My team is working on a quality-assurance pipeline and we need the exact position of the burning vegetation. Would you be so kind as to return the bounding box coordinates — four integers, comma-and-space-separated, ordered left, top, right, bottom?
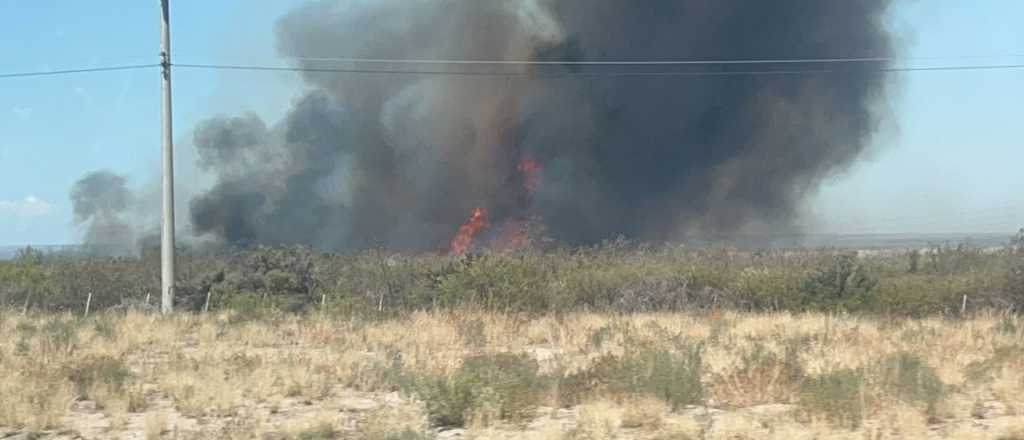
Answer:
72, 1, 895, 253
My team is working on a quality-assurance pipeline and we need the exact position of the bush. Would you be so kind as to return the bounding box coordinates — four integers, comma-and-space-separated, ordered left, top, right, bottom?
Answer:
40, 318, 78, 356
712, 341, 805, 407
435, 256, 553, 313
296, 423, 342, 440
196, 246, 318, 314
1007, 232, 1024, 310
67, 355, 134, 400
798, 254, 877, 312
560, 345, 704, 410
873, 276, 960, 317
877, 352, 946, 421
413, 353, 544, 427
8, 231, 1024, 317
924, 242, 987, 274
379, 432, 435, 440
731, 266, 804, 311
799, 368, 865, 428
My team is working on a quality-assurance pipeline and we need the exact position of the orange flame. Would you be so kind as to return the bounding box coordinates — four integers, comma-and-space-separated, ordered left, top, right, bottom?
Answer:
449, 207, 490, 256
447, 156, 542, 255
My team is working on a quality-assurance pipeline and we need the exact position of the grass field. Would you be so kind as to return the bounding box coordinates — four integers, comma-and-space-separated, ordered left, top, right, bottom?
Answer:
2, 310, 1024, 439
2, 233, 1023, 438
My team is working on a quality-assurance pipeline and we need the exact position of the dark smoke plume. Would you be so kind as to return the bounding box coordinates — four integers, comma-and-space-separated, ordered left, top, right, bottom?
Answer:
71, 171, 136, 252
190, 0, 894, 250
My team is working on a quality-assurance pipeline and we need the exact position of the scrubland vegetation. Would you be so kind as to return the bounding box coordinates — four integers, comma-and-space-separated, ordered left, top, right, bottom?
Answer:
2, 230, 1024, 318
1, 231, 1023, 438
2, 310, 1024, 438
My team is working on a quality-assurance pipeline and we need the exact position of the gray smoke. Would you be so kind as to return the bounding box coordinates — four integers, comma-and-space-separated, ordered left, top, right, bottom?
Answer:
190, 0, 894, 250
70, 171, 136, 251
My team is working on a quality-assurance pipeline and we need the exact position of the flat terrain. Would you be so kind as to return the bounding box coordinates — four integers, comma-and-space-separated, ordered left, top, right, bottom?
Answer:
1, 311, 1023, 439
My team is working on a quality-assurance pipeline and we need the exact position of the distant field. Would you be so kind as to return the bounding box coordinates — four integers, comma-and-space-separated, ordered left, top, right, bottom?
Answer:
0, 246, 18, 260
1, 311, 1023, 439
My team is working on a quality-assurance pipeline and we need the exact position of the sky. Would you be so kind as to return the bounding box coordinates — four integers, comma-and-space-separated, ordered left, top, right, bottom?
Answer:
0, 0, 1021, 246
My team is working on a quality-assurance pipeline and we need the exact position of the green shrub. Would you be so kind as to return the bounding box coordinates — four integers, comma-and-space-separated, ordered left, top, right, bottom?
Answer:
877, 352, 946, 420
799, 368, 864, 428
92, 318, 117, 340
586, 325, 615, 351
383, 432, 435, 440
1008, 261, 1024, 311
560, 345, 704, 410
873, 276, 959, 317
221, 292, 283, 323
907, 249, 921, 273
67, 355, 134, 400
9, 232, 1024, 317
731, 266, 804, 311
924, 243, 988, 274
0, 257, 53, 311
349, 350, 415, 393
998, 317, 1018, 335
435, 257, 553, 313
798, 254, 877, 312
14, 338, 30, 356
414, 353, 544, 427
192, 246, 318, 314
296, 423, 341, 440
41, 318, 78, 356
456, 318, 487, 349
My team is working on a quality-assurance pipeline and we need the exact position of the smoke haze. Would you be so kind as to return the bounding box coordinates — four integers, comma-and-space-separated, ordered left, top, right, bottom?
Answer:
138, 1, 895, 251
70, 171, 136, 251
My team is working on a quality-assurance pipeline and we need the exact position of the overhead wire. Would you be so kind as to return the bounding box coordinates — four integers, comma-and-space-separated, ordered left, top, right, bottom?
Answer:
3, 54, 1024, 79
278, 53, 1024, 66
171, 62, 1024, 77
0, 64, 159, 79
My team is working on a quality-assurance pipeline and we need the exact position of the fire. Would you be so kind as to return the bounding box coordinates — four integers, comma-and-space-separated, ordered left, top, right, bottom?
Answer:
449, 207, 490, 256
517, 157, 543, 194
447, 155, 543, 256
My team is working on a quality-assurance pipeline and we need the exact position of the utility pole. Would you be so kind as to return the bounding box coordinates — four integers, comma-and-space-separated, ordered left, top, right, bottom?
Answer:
160, 0, 176, 314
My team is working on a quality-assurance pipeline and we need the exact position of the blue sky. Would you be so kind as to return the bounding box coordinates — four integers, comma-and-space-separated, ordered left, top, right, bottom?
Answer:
0, 1, 1021, 246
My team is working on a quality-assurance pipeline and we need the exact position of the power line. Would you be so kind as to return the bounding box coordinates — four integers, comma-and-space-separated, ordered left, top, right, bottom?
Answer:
3, 60, 1023, 80
173, 62, 1024, 77
0, 64, 159, 79
281, 53, 1024, 66
0, 54, 155, 70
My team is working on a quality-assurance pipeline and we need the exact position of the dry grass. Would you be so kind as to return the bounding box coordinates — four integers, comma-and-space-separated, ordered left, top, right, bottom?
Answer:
0, 310, 1022, 438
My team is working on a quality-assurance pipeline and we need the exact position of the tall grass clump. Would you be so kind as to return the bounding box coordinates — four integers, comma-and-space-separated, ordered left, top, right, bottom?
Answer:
712, 341, 806, 407
560, 344, 704, 410
876, 352, 946, 421
412, 352, 545, 427
799, 368, 865, 428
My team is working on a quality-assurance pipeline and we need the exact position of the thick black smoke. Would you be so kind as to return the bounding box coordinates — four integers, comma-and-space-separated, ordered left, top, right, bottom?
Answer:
71, 171, 136, 251
190, 0, 894, 250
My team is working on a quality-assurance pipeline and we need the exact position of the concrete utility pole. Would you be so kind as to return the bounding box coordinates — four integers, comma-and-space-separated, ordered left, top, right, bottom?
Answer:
160, 0, 176, 314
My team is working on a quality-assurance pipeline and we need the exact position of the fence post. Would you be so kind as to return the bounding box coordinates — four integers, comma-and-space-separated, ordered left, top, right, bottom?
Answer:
85, 292, 93, 318
203, 289, 212, 314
